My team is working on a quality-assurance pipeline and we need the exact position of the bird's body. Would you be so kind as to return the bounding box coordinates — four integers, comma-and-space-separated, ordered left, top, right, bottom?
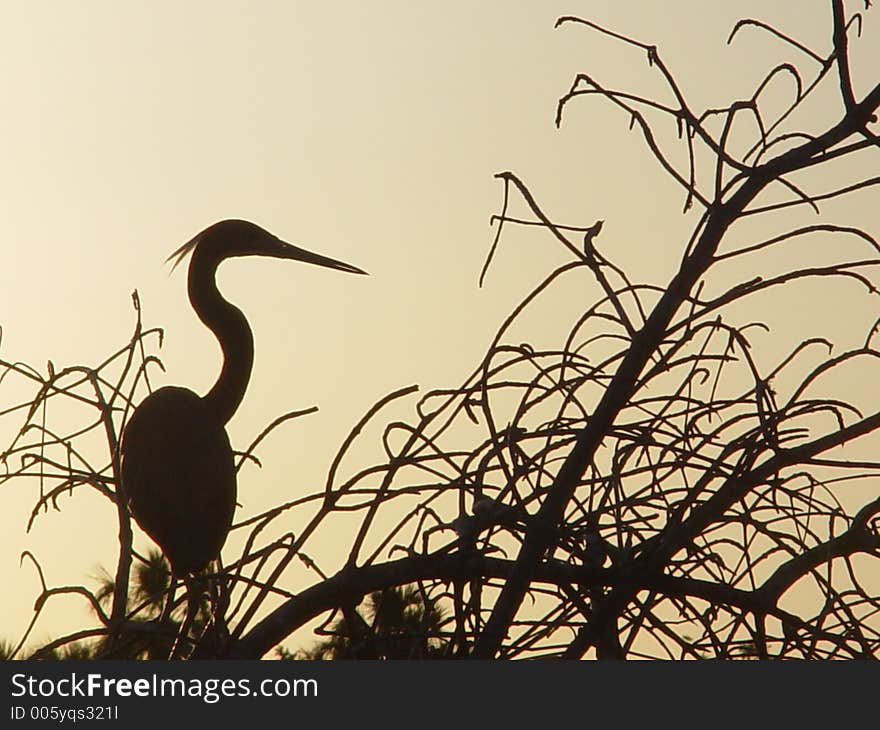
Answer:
121, 386, 236, 575
120, 219, 366, 577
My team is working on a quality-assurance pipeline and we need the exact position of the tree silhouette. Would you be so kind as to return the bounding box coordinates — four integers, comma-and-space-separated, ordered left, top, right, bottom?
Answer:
2, 1, 879, 659
284, 585, 447, 660
33, 549, 206, 660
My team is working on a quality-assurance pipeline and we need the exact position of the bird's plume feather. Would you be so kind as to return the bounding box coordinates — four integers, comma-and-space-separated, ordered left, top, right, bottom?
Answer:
165, 234, 200, 273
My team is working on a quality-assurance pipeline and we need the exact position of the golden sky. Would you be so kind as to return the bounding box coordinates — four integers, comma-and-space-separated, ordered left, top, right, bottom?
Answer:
1, 1, 877, 650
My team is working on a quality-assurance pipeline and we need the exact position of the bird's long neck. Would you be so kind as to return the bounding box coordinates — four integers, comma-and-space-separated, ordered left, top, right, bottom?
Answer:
188, 250, 254, 425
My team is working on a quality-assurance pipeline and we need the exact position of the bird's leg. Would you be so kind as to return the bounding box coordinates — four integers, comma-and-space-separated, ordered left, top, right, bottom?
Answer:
157, 574, 182, 659
182, 562, 233, 658
169, 575, 203, 660
190, 562, 230, 658
159, 574, 180, 626
209, 562, 231, 647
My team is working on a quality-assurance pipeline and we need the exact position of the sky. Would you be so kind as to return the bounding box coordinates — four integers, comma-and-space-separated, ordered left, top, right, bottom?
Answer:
0, 1, 877, 651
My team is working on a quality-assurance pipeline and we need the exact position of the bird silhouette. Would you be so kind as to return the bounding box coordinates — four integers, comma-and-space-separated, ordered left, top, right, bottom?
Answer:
120, 219, 367, 577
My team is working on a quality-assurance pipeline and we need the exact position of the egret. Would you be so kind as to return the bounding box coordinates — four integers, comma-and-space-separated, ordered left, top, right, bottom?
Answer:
120, 219, 367, 577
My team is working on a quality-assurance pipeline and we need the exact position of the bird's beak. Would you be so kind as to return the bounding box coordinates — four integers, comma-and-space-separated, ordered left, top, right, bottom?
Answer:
274, 239, 368, 276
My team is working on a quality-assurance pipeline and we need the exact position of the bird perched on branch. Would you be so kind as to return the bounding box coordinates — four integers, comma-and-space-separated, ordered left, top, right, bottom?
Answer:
121, 219, 367, 576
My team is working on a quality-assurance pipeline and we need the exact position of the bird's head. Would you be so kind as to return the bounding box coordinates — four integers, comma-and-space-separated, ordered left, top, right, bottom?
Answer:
166, 219, 367, 276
